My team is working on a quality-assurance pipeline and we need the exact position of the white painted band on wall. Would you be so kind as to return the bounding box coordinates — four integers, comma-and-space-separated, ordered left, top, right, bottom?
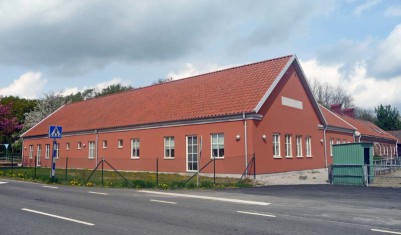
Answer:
282, 96, 303, 110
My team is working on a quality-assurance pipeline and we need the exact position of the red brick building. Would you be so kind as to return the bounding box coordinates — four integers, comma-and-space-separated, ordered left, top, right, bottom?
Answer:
21, 55, 398, 176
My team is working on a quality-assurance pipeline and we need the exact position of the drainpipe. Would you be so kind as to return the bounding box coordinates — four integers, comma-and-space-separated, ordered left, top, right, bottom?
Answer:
323, 125, 328, 169
21, 138, 24, 166
243, 112, 248, 170
95, 130, 99, 166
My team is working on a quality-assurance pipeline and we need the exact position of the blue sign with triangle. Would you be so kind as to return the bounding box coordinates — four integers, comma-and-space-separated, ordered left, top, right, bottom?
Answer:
49, 126, 62, 139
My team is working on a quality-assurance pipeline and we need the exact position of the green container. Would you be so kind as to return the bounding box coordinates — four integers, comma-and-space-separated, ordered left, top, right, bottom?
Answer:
332, 143, 373, 186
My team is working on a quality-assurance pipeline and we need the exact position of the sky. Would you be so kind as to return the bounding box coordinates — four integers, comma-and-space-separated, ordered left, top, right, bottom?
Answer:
0, 0, 401, 111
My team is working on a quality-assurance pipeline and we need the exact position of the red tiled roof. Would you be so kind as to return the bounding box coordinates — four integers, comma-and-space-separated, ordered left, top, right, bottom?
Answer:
319, 104, 355, 130
22, 55, 293, 137
340, 115, 397, 141
388, 130, 401, 142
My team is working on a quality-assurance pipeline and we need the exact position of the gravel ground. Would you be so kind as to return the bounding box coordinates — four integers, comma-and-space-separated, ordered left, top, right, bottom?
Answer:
255, 168, 329, 186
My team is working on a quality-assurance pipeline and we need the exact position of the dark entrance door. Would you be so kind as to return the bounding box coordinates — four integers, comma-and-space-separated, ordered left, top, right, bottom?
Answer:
364, 148, 370, 183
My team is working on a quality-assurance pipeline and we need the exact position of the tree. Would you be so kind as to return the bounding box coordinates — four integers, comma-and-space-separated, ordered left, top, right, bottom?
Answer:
0, 96, 37, 122
355, 107, 376, 123
0, 101, 22, 144
23, 91, 66, 132
95, 84, 132, 97
152, 77, 173, 85
310, 79, 353, 108
374, 104, 401, 131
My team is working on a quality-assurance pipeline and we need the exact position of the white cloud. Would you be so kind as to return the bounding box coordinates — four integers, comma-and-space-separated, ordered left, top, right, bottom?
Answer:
354, 0, 381, 16
0, 72, 47, 99
301, 58, 401, 110
62, 77, 126, 96
167, 63, 238, 80
385, 4, 401, 17
369, 24, 401, 78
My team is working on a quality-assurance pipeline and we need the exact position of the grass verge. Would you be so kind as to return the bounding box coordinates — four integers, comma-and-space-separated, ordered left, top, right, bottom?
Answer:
0, 167, 252, 189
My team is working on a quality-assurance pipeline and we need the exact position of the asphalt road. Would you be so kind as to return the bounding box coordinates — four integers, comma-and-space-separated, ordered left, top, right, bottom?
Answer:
0, 179, 400, 235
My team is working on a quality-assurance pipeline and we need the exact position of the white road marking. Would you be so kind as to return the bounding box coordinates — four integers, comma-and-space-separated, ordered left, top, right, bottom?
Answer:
21, 208, 94, 226
237, 211, 276, 218
42, 185, 58, 189
0, 182, 8, 185
88, 191, 109, 196
372, 229, 401, 234
150, 199, 177, 204
139, 190, 270, 206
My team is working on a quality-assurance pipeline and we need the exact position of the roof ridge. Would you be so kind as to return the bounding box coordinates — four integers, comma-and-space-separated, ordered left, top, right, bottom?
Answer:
64, 54, 294, 107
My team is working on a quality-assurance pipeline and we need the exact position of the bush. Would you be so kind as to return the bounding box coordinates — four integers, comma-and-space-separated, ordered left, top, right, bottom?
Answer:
132, 180, 155, 189
200, 180, 214, 188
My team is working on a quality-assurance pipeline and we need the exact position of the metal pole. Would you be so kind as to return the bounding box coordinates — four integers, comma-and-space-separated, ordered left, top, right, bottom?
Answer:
213, 156, 216, 185
101, 157, 104, 186
65, 157, 68, 180
156, 158, 159, 187
34, 156, 37, 178
253, 154, 256, 180
51, 139, 56, 181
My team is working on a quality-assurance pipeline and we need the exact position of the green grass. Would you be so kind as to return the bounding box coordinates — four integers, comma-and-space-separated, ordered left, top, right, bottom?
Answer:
0, 167, 252, 189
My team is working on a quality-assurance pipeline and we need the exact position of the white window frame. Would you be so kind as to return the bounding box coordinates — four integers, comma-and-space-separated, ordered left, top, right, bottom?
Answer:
285, 134, 292, 158
211, 133, 224, 159
296, 135, 302, 157
118, 139, 123, 149
66, 142, 70, 150
336, 139, 341, 145
131, 139, 140, 159
273, 133, 281, 158
88, 141, 95, 159
103, 140, 108, 149
164, 136, 175, 159
29, 145, 34, 159
186, 135, 198, 172
330, 138, 334, 157
305, 136, 312, 157
45, 144, 50, 159
37, 145, 42, 166
78, 142, 82, 150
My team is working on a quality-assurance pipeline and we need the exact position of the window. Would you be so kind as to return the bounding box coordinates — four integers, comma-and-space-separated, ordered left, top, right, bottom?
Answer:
54, 143, 60, 159
336, 139, 341, 144
45, 144, 50, 159
164, 136, 175, 158
37, 145, 42, 166
273, 134, 281, 158
211, 133, 224, 158
131, 139, 140, 158
78, 142, 82, 149
342, 139, 346, 144
305, 136, 312, 157
29, 145, 34, 159
103, 140, 107, 149
187, 136, 198, 171
118, 139, 123, 148
88, 141, 95, 159
296, 136, 302, 157
285, 134, 292, 157
330, 138, 334, 156
66, 142, 70, 150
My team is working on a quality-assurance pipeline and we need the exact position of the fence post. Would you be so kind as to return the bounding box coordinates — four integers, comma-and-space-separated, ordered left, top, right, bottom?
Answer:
213, 156, 216, 185
101, 157, 104, 186
34, 156, 37, 178
156, 158, 159, 187
65, 157, 68, 180
11, 153, 14, 170
253, 154, 256, 180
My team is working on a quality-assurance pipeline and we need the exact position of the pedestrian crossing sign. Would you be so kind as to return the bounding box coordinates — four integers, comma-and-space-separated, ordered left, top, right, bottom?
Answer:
49, 126, 62, 138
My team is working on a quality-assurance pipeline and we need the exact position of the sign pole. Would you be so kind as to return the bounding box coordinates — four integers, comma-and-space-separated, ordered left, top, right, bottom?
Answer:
51, 139, 56, 181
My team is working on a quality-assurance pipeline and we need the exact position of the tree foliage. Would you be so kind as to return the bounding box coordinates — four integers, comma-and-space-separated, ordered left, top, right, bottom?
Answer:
64, 84, 132, 103
152, 77, 173, 85
310, 79, 353, 108
374, 104, 401, 131
355, 107, 376, 123
23, 91, 66, 132
0, 99, 22, 145
0, 96, 37, 122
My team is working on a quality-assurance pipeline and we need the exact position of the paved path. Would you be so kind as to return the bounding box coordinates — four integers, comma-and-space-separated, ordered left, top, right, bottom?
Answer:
0, 180, 400, 235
